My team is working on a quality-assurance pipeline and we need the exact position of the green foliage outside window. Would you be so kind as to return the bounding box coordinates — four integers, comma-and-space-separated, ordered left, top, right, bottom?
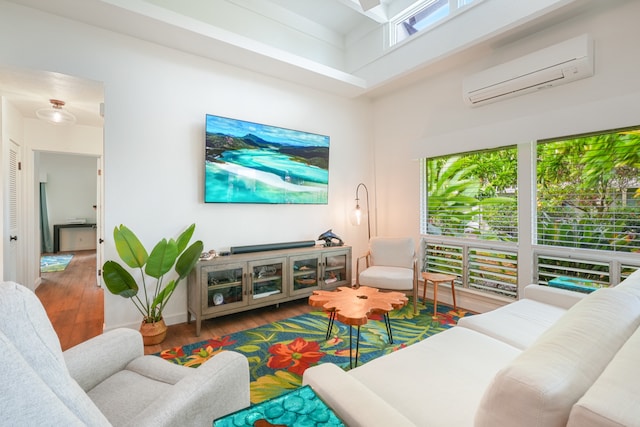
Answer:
426, 148, 518, 241
537, 129, 640, 253
425, 127, 640, 253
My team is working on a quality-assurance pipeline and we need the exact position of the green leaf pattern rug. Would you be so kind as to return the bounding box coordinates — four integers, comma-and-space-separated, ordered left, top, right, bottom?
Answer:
157, 299, 469, 404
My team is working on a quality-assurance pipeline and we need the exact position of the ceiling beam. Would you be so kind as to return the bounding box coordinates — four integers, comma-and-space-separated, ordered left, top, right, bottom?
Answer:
336, 0, 388, 24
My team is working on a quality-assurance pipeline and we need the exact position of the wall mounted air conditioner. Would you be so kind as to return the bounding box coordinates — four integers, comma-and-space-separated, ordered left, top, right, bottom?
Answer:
463, 34, 594, 107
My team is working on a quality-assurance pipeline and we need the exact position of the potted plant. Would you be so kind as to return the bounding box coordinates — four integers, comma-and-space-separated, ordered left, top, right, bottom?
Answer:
102, 223, 204, 345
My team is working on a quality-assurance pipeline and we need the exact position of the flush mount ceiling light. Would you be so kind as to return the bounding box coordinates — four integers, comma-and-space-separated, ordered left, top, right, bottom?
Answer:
36, 99, 76, 125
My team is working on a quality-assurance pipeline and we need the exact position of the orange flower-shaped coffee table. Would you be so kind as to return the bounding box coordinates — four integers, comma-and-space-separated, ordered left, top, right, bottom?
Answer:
309, 286, 408, 368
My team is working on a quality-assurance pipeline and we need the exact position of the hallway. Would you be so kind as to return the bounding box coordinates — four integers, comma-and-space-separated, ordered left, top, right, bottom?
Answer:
35, 250, 103, 351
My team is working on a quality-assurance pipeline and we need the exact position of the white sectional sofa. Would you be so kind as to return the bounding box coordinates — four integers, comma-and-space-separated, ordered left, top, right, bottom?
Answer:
303, 269, 640, 427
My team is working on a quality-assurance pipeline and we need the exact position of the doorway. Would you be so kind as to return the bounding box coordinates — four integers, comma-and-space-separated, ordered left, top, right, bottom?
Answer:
0, 66, 104, 339
37, 151, 99, 276
34, 150, 105, 346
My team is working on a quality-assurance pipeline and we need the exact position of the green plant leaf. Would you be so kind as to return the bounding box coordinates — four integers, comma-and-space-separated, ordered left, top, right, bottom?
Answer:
152, 279, 176, 309
176, 223, 196, 253
175, 240, 204, 280
114, 225, 148, 269
104, 223, 202, 324
102, 261, 138, 298
145, 238, 178, 279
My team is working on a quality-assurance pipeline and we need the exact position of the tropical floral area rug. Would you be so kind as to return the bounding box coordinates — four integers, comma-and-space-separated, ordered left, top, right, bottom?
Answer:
40, 254, 74, 273
157, 299, 470, 404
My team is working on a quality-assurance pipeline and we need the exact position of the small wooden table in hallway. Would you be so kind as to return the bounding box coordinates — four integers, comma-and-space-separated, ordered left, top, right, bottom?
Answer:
422, 272, 457, 320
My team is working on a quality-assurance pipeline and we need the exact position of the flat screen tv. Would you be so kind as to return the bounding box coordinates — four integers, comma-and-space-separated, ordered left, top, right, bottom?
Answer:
205, 114, 330, 204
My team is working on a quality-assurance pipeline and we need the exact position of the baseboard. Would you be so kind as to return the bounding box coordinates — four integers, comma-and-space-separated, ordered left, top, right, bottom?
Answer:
103, 311, 187, 332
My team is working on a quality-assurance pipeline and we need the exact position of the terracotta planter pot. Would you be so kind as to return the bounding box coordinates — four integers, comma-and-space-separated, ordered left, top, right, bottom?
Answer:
140, 318, 167, 345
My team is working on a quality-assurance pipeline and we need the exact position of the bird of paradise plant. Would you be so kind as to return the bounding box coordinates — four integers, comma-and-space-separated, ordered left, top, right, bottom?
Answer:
102, 223, 203, 323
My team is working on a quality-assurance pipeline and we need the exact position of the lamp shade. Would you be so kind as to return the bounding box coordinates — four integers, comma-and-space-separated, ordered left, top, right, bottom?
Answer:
36, 99, 76, 125
351, 205, 364, 226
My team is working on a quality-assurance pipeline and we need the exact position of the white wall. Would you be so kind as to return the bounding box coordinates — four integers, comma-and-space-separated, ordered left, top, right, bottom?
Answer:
39, 152, 97, 247
0, 1, 373, 329
371, 1, 640, 308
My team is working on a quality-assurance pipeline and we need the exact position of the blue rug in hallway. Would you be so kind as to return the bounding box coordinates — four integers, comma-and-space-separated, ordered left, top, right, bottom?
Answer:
40, 254, 74, 272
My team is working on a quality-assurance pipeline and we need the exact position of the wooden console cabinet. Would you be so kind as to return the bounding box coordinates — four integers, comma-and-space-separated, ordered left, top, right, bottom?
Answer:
187, 245, 351, 336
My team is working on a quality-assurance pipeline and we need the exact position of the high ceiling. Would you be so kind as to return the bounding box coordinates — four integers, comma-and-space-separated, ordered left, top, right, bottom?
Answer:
0, 0, 609, 126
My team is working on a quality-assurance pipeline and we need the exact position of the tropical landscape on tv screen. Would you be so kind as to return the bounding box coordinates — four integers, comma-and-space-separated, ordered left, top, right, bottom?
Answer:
205, 114, 330, 204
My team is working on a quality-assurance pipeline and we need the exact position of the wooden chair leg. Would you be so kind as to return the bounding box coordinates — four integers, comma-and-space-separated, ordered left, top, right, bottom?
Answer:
450, 279, 457, 310
422, 280, 428, 305
432, 282, 439, 320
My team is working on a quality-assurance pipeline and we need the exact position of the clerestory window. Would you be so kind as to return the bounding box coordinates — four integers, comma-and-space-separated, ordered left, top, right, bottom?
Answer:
391, 0, 479, 46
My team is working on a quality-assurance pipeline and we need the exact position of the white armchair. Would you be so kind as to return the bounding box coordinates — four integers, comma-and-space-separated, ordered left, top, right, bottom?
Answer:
357, 237, 418, 314
0, 281, 250, 427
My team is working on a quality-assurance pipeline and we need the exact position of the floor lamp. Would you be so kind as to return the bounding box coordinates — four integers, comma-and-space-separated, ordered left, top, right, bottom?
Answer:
351, 183, 371, 240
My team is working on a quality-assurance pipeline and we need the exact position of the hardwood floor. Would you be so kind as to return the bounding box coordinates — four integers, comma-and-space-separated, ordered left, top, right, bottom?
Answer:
36, 250, 313, 354
36, 250, 104, 351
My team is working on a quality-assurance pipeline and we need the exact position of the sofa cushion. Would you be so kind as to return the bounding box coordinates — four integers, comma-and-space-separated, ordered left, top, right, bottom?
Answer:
347, 327, 520, 427
523, 283, 588, 309
614, 268, 640, 298
88, 369, 173, 426
359, 265, 414, 290
475, 288, 640, 427
567, 323, 640, 427
0, 330, 88, 426
369, 237, 414, 269
303, 363, 416, 427
457, 298, 567, 349
0, 282, 110, 426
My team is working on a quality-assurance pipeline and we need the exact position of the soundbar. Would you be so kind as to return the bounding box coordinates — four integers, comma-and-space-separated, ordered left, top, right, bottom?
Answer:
230, 240, 316, 254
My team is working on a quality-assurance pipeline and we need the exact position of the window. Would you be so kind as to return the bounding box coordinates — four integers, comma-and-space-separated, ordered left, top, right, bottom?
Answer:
423, 147, 518, 241
421, 126, 640, 301
536, 128, 640, 253
392, 0, 478, 45
422, 147, 519, 299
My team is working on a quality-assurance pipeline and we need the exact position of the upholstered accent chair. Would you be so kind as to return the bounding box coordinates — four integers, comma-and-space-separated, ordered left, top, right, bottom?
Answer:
0, 281, 250, 427
357, 237, 418, 314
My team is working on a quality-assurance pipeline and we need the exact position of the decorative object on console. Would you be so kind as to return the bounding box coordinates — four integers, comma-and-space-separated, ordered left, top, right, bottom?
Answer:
317, 229, 344, 247
200, 249, 217, 261
102, 223, 203, 345
350, 183, 371, 240
204, 114, 329, 204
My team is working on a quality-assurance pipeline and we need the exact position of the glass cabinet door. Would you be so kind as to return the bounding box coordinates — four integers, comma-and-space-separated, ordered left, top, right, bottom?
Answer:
290, 254, 321, 296
249, 257, 286, 302
203, 263, 246, 311
322, 250, 350, 289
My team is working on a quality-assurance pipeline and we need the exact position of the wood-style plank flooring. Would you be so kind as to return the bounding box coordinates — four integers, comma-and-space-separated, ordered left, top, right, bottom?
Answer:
36, 250, 104, 351
36, 250, 313, 355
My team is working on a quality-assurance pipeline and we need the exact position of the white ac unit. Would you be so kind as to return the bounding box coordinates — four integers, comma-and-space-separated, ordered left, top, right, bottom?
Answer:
463, 34, 594, 107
